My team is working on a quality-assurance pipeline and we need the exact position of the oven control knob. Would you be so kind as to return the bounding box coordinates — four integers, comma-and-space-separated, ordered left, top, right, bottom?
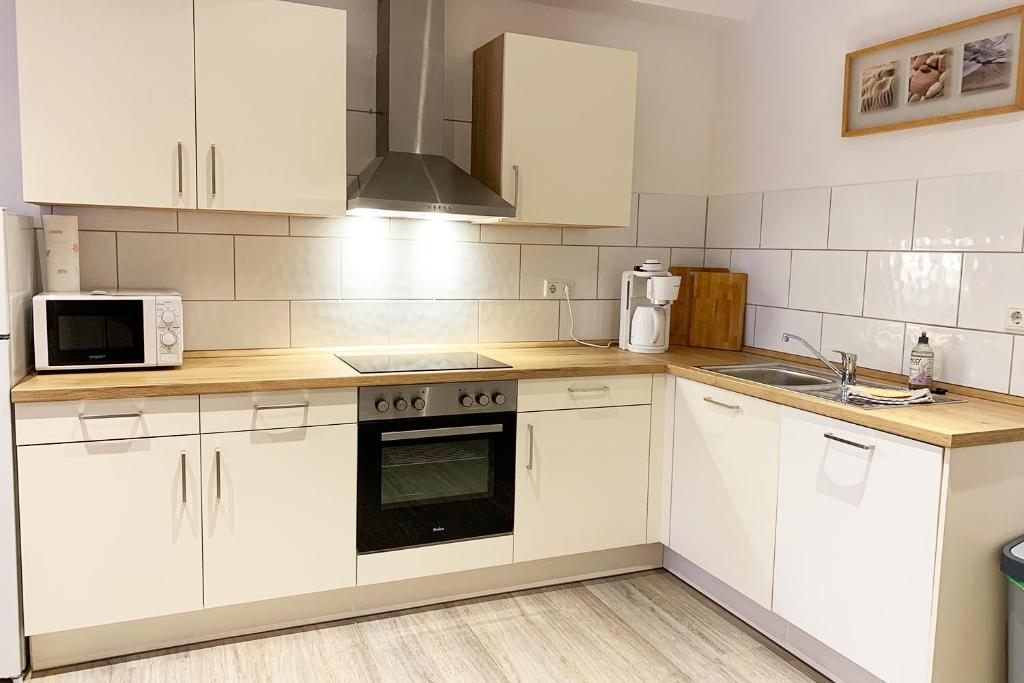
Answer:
476, 393, 490, 406
460, 394, 474, 407
375, 399, 390, 413
160, 309, 176, 324
394, 398, 408, 411
412, 397, 425, 410
160, 331, 177, 347
493, 393, 507, 406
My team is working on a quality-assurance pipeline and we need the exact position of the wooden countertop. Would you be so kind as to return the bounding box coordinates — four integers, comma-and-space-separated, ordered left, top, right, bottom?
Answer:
12, 344, 1024, 448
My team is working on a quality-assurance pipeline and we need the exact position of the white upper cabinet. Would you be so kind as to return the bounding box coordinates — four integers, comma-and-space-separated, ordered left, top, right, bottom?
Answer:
16, 0, 347, 214
194, 0, 347, 215
773, 408, 942, 683
670, 379, 781, 609
16, 0, 197, 208
472, 33, 638, 227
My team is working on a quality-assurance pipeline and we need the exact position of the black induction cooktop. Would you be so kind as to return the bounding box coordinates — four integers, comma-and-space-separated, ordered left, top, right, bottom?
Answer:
336, 351, 511, 374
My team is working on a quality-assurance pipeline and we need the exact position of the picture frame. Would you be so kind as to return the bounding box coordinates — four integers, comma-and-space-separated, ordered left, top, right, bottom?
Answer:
842, 5, 1024, 137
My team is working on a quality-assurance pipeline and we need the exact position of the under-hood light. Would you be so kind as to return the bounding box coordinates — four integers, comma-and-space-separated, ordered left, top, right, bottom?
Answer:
347, 207, 501, 223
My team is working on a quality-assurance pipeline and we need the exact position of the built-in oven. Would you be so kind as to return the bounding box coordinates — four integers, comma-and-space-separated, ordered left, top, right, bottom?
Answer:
356, 380, 517, 554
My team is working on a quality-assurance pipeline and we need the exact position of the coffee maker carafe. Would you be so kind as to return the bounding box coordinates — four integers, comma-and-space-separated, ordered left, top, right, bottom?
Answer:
618, 260, 682, 353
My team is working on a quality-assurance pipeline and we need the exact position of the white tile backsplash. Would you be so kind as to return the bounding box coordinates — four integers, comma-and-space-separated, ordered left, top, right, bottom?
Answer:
958, 253, 1024, 332
479, 300, 559, 342
481, 224, 562, 245
290, 215, 390, 239
704, 249, 731, 269
559, 299, 620, 341
290, 300, 390, 348
596, 247, 672, 299
637, 193, 706, 247
903, 324, 1013, 393
730, 249, 791, 307
670, 248, 705, 267
178, 211, 288, 236
117, 233, 234, 300
706, 193, 762, 248
828, 180, 916, 250
390, 301, 478, 345
788, 250, 865, 315
79, 231, 117, 291
235, 236, 341, 300
54, 206, 176, 232
1012, 338, 1024, 397
760, 187, 830, 249
753, 306, 822, 357
184, 301, 290, 350
389, 219, 480, 242
521, 246, 598, 299
914, 171, 1024, 251
820, 315, 906, 374
863, 252, 962, 326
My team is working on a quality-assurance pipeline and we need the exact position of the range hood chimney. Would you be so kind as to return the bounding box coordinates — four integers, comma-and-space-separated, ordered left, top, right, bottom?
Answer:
347, 0, 516, 221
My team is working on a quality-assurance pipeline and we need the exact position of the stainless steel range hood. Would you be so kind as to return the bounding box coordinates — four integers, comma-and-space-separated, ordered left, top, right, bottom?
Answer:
347, 0, 516, 221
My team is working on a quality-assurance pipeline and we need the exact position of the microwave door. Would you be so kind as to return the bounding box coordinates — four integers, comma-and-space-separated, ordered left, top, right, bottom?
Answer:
45, 299, 146, 367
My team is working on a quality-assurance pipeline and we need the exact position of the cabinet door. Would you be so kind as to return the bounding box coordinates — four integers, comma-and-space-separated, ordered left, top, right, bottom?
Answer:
670, 379, 780, 608
18, 435, 202, 634
194, 0, 347, 215
502, 34, 637, 227
514, 406, 650, 562
16, 0, 196, 208
773, 408, 942, 683
201, 425, 356, 607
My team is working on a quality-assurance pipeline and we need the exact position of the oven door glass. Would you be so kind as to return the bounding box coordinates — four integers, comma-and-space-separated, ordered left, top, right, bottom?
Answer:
45, 299, 145, 366
358, 412, 515, 553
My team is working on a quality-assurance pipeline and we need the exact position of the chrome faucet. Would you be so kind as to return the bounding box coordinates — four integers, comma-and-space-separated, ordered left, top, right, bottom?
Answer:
781, 333, 858, 387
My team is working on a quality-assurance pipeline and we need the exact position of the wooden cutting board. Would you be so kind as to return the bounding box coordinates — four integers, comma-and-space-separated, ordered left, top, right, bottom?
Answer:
687, 271, 748, 351
668, 267, 728, 346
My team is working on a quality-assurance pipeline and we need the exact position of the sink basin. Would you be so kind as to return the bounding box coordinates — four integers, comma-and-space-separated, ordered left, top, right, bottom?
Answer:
701, 363, 837, 388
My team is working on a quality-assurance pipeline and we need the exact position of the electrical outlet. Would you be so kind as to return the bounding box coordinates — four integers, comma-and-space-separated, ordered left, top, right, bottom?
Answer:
543, 279, 575, 299
1007, 307, 1024, 332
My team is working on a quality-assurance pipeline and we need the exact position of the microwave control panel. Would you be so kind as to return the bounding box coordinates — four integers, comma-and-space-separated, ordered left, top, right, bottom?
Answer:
155, 296, 183, 366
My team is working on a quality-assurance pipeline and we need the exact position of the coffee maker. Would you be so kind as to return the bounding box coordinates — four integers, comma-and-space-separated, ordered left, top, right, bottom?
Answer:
618, 260, 682, 353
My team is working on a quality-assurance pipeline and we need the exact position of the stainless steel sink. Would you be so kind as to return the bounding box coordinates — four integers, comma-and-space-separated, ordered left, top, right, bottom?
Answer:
700, 363, 837, 388
699, 361, 966, 409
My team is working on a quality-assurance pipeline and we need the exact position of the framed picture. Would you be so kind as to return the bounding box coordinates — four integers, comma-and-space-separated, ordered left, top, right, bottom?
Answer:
842, 5, 1024, 137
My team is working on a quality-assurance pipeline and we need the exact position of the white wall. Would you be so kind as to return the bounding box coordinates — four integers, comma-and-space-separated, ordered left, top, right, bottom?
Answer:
711, 0, 1024, 194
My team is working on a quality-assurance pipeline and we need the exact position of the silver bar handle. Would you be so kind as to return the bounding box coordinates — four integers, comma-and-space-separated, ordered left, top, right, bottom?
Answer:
210, 144, 217, 197
215, 447, 222, 500
703, 396, 740, 410
79, 412, 143, 422
824, 432, 874, 451
512, 164, 520, 219
176, 141, 183, 195
254, 402, 310, 412
180, 450, 187, 504
526, 423, 535, 471
381, 424, 503, 442
568, 386, 610, 394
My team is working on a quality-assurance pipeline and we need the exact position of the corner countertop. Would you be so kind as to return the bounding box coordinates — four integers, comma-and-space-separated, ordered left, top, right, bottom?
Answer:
12, 344, 1024, 448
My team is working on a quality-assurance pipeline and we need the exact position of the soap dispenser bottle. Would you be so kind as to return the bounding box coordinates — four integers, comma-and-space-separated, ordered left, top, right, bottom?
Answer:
908, 332, 935, 390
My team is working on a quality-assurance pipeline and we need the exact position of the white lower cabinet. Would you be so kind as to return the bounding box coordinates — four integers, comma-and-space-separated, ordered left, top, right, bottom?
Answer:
772, 408, 942, 683
513, 405, 651, 562
18, 435, 203, 634
201, 425, 357, 607
669, 379, 780, 609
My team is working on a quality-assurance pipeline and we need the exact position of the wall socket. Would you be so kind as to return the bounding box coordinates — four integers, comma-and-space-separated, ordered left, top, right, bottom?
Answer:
1007, 307, 1024, 332
543, 279, 576, 299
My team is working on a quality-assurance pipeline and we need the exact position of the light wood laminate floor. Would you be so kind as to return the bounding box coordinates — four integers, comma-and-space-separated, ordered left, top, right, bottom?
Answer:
36, 570, 830, 682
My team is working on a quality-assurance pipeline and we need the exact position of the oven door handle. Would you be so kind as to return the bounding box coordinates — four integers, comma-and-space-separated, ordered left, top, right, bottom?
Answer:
380, 424, 504, 442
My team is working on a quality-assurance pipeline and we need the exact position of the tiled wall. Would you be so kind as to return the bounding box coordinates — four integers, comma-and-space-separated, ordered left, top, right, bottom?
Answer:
709, 170, 1024, 397
51, 193, 707, 352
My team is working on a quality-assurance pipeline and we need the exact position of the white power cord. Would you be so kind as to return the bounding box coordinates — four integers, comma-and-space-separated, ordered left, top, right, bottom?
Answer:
564, 285, 616, 349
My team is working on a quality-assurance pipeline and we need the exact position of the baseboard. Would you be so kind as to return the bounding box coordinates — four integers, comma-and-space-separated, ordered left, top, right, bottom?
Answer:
29, 543, 663, 671
662, 547, 883, 683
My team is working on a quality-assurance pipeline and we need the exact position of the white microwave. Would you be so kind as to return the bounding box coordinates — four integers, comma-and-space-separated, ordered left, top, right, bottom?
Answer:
33, 290, 183, 371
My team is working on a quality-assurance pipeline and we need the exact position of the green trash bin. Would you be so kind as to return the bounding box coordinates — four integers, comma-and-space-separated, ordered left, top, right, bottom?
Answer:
1002, 537, 1024, 682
